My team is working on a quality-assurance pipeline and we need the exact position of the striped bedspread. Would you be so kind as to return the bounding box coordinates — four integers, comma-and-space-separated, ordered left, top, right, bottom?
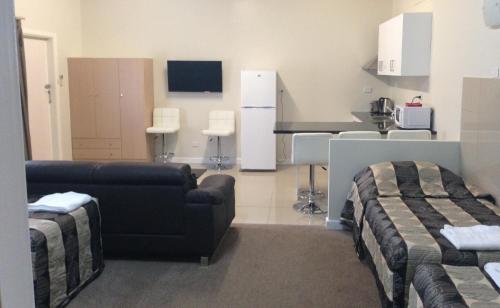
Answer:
342, 161, 500, 308
410, 264, 500, 308
29, 199, 104, 308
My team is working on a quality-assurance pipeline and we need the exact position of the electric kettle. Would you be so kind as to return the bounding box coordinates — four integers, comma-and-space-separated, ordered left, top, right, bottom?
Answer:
370, 97, 394, 114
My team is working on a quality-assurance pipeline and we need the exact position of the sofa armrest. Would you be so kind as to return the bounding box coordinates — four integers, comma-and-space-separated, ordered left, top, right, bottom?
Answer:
185, 175, 235, 259
186, 175, 235, 204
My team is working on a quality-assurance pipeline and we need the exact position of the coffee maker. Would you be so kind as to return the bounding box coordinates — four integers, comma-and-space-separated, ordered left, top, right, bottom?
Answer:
370, 97, 394, 115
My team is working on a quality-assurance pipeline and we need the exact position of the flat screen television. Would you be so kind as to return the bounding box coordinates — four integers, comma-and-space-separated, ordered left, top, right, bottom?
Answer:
167, 60, 222, 93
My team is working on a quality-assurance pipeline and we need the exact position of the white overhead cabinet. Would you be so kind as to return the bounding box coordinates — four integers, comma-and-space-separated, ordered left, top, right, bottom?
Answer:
378, 12, 433, 76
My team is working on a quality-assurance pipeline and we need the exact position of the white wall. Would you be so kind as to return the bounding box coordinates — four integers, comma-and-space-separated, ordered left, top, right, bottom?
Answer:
80, 0, 393, 162
0, 0, 35, 306
393, 0, 433, 14
14, 0, 500, 159
15, 0, 83, 160
390, 0, 500, 140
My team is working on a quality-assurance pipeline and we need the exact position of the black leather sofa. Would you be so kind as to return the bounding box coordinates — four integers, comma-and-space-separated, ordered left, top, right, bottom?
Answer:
25, 161, 235, 263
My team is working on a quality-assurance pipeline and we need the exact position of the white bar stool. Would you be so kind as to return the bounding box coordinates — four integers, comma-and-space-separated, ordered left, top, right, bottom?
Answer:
295, 131, 382, 199
387, 130, 431, 140
202, 110, 235, 171
146, 108, 180, 163
292, 133, 334, 215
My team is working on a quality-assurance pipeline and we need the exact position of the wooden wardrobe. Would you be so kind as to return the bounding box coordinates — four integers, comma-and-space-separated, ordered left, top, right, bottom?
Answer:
68, 58, 154, 161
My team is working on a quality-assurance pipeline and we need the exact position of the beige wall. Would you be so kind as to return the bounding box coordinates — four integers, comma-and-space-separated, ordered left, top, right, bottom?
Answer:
391, 0, 500, 140
15, 0, 82, 160
15, 0, 500, 159
461, 78, 500, 202
393, 0, 433, 14
80, 0, 393, 162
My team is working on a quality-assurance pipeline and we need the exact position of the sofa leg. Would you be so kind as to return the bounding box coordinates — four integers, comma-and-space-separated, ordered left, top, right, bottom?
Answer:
200, 256, 210, 266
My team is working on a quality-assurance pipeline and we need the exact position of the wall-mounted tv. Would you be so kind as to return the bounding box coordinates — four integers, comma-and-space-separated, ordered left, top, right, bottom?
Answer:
167, 60, 222, 93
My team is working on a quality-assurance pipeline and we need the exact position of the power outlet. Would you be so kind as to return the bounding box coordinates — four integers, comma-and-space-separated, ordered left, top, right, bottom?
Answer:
192, 141, 200, 148
363, 86, 373, 94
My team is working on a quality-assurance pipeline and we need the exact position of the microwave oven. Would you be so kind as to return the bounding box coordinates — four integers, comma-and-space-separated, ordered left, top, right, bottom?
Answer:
394, 105, 432, 129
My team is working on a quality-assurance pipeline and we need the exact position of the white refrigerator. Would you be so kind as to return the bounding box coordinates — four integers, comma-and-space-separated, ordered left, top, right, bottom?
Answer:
240, 70, 277, 171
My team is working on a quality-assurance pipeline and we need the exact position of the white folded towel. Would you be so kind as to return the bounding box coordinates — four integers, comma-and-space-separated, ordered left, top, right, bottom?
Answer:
28, 192, 92, 214
440, 224, 500, 251
485, 263, 500, 288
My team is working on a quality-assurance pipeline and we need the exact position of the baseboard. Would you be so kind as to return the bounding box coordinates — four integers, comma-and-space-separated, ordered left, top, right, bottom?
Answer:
171, 156, 292, 167
277, 159, 292, 165
171, 157, 241, 165
171, 157, 208, 164
325, 218, 346, 230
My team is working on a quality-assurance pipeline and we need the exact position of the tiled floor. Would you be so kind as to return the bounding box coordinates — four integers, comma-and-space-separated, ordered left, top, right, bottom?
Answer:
197, 165, 328, 226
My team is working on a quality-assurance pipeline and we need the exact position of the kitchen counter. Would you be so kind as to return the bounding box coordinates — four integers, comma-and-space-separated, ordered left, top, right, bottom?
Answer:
273, 121, 381, 134
351, 112, 437, 135
273, 112, 436, 135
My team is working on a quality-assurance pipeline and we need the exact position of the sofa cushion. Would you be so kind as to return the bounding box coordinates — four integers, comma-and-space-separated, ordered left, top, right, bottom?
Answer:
96, 185, 187, 236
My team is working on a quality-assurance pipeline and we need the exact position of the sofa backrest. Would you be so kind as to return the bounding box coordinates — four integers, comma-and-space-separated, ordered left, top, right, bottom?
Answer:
92, 162, 196, 188
26, 161, 197, 236
26, 160, 96, 184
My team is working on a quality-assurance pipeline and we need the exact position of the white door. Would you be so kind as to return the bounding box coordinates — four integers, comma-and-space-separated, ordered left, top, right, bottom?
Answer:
24, 38, 54, 160
241, 108, 276, 170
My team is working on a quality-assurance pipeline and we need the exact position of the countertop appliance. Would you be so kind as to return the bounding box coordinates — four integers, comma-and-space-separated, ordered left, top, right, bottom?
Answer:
370, 97, 394, 114
240, 70, 277, 170
394, 104, 432, 129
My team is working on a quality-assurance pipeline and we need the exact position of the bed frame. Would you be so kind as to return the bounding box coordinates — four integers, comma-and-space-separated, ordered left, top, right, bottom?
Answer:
326, 139, 461, 230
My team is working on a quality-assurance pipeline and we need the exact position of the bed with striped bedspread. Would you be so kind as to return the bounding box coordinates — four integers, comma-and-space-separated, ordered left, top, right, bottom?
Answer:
341, 161, 500, 308
29, 199, 104, 308
410, 264, 500, 308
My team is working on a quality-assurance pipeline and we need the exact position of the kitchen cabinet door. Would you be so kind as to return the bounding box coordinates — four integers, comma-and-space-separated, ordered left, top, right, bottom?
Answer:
377, 22, 389, 75
377, 13, 432, 76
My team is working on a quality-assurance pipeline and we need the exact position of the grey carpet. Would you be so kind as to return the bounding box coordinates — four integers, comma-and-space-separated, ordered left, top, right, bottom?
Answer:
69, 224, 380, 308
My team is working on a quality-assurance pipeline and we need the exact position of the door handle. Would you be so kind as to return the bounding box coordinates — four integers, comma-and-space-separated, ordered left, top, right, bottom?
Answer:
44, 84, 52, 104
